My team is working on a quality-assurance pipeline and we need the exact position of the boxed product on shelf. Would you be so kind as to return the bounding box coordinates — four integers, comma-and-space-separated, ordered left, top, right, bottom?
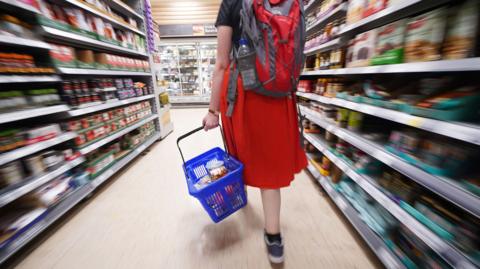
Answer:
442, 0, 480, 60
0, 52, 54, 74
371, 19, 407, 65
76, 49, 96, 69
346, 0, 366, 25
363, 0, 387, 18
404, 8, 447, 63
348, 29, 377, 67
49, 43, 77, 68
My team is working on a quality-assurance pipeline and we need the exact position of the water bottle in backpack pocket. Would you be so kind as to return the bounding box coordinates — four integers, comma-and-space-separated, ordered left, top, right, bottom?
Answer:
237, 38, 260, 90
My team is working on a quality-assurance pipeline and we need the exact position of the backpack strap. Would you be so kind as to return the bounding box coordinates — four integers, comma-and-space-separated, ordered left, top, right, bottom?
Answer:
226, 63, 240, 117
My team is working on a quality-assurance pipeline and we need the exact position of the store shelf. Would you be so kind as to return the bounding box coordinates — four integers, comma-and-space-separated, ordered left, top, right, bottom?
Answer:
304, 0, 321, 14
0, 132, 77, 167
103, 0, 144, 20
0, 132, 158, 264
0, 35, 51, 50
301, 58, 480, 76
296, 92, 480, 146
90, 133, 160, 189
0, 105, 70, 125
303, 133, 477, 269
306, 162, 406, 269
78, 114, 158, 155
0, 0, 39, 14
57, 68, 151, 76
0, 157, 85, 208
65, 95, 155, 117
0, 184, 91, 264
0, 75, 61, 84
306, 3, 348, 34
304, 38, 343, 56
63, 0, 145, 36
300, 106, 480, 218
338, 0, 450, 37
40, 26, 147, 57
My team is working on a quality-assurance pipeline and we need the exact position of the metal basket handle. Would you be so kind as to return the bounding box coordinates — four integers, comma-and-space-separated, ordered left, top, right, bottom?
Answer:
177, 125, 229, 166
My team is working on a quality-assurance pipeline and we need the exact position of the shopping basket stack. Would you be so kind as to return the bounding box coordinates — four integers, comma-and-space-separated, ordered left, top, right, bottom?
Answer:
177, 126, 247, 223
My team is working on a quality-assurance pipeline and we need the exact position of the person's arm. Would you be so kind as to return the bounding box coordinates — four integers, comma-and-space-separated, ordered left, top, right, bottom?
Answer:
203, 26, 233, 130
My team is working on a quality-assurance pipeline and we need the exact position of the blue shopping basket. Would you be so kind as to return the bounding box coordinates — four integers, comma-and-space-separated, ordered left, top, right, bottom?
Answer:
177, 126, 247, 223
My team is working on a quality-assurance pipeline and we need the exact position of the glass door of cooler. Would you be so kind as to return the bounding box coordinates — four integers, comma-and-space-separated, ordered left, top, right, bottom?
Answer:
157, 44, 181, 96
199, 43, 217, 97
177, 44, 200, 97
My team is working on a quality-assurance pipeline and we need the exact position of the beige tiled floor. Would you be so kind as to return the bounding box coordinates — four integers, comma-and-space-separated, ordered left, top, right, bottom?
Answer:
13, 108, 380, 269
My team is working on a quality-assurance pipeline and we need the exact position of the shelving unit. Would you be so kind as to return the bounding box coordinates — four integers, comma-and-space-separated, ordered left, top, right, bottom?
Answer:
306, 161, 405, 269
306, 2, 348, 34
0, 157, 85, 208
297, 92, 480, 146
301, 1, 480, 268
65, 95, 155, 117
39, 26, 148, 57
301, 58, 480, 76
78, 114, 158, 155
0, 0, 168, 265
300, 105, 480, 218
57, 67, 151, 76
0, 105, 70, 124
0, 35, 51, 50
0, 132, 77, 167
0, 75, 61, 84
303, 133, 477, 268
63, 0, 145, 36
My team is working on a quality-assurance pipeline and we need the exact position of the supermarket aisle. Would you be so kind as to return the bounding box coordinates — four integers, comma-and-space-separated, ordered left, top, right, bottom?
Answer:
14, 109, 379, 269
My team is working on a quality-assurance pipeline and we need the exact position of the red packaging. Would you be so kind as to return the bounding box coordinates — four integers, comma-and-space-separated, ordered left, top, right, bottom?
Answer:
363, 0, 388, 18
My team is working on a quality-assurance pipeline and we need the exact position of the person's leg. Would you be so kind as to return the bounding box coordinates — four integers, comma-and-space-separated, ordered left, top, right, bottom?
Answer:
261, 188, 284, 263
261, 189, 281, 234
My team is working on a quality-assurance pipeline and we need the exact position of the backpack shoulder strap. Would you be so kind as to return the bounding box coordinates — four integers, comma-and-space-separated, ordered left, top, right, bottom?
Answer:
226, 63, 240, 117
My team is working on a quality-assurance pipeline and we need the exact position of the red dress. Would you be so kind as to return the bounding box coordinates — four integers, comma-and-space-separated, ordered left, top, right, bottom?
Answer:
220, 70, 307, 189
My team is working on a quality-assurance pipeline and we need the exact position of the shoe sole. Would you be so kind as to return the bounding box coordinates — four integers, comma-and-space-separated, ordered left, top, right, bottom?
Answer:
268, 254, 284, 264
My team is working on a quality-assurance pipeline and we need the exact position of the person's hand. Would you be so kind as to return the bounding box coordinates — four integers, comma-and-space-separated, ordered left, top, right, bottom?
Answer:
203, 112, 219, 131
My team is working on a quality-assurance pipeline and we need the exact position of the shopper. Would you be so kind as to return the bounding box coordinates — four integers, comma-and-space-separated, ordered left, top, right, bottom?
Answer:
202, 0, 307, 264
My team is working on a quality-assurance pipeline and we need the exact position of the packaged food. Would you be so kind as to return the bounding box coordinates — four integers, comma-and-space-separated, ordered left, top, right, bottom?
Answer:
404, 8, 447, 63
442, 0, 480, 60
337, 108, 350, 128
206, 159, 228, 180
371, 19, 407, 65
363, 0, 387, 18
349, 29, 377, 67
0, 161, 24, 187
49, 43, 77, 68
76, 49, 95, 68
42, 151, 63, 171
346, 0, 366, 25
25, 154, 45, 176
347, 111, 363, 132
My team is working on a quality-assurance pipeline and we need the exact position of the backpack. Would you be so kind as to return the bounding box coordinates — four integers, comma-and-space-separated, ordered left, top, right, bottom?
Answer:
226, 0, 306, 116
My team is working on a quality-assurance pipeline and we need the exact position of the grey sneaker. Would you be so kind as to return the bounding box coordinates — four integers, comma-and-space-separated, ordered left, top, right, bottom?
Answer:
264, 233, 284, 264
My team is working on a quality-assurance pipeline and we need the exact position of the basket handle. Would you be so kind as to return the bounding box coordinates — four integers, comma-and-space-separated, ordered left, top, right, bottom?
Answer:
177, 125, 229, 166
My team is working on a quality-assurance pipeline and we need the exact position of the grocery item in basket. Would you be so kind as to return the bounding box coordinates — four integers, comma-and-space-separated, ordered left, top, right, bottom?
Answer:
348, 29, 377, 67
206, 159, 228, 180
363, 0, 387, 18
442, 0, 480, 60
404, 8, 447, 62
371, 19, 407, 65
346, 0, 367, 25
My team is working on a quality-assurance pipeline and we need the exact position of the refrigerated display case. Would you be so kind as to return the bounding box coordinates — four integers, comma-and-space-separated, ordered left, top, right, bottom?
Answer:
156, 42, 216, 105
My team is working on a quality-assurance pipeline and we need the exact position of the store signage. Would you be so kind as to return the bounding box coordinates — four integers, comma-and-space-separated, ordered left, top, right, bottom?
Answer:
159, 24, 217, 37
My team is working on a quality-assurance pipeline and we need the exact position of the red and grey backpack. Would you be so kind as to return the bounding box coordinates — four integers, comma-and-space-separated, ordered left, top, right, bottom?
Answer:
226, 0, 306, 116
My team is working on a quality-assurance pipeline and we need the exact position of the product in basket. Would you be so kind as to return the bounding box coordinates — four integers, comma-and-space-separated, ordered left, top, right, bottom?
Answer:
404, 8, 447, 63
371, 19, 407, 65
442, 0, 480, 60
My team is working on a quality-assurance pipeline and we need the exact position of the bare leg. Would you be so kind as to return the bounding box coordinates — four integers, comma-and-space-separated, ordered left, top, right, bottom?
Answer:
261, 189, 281, 234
